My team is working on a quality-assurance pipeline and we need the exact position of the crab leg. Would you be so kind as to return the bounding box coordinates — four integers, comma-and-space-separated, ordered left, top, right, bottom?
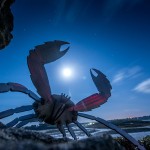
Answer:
78, 113, 146, 150
74, 120, 91, 137
6, 114, 37, 127
0, 83, 41, 101
16, 118, 39, 128
66, 124, 77, 140
57, 124, 66, 138
0, 105, 33, 119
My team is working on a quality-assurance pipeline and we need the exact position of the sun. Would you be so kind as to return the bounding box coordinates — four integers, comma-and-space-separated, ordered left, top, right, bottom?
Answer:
62, 67, 73, 78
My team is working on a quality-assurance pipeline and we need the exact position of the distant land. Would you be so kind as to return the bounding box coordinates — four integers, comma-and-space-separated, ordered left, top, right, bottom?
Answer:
109, 115, 150, 121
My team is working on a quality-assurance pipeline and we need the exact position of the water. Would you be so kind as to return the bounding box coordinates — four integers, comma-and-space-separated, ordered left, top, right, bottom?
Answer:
40, 127, 150, 140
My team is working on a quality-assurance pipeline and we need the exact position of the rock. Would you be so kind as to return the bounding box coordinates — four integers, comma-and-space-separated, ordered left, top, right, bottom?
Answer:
0, 127, 125, 150
0, 122, 5, 128
0, 0, 14, 50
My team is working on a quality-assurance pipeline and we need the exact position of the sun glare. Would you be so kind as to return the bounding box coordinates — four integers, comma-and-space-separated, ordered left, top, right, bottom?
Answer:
62, 67, 73, 78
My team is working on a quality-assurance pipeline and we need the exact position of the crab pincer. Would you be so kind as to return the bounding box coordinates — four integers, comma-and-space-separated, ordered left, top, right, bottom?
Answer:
68, 68, 112, 112
34, 40, 70, 64
90, 68, 112, 98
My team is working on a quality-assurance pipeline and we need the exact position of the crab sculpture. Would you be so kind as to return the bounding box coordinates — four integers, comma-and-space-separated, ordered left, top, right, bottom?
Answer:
0, 40, 145, 150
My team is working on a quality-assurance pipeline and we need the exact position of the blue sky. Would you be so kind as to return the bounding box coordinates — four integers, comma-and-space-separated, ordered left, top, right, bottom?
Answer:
0, 0, 150, 122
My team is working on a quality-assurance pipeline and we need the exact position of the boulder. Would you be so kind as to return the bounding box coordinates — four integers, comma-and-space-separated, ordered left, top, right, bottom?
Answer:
0, 0, 14, 50
0, 128, 125, 150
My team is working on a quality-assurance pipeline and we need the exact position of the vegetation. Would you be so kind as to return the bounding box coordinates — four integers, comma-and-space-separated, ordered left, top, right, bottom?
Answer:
114, 135, 150, 150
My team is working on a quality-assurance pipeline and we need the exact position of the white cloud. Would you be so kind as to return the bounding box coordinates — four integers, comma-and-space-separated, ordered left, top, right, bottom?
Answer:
112, 72, 124, 83
127, 66, 142, 78
134, 78, 150, 94
113, 66, 142, 84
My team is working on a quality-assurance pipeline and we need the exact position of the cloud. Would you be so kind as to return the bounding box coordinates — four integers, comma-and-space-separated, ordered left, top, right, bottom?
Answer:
112, 72, 124, 83
112, 66, 142, 84
134, 78, 150, 94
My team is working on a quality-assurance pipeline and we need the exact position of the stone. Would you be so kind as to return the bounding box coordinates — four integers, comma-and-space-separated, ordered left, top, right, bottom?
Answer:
0, 0, 14, 50
0, 127, 125, 150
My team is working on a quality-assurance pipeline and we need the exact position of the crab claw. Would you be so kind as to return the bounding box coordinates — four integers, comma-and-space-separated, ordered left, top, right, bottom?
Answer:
90, 68, 112, 98
27, 40, 69, 103
68, 69, 112, 112
34, 40, 70, 64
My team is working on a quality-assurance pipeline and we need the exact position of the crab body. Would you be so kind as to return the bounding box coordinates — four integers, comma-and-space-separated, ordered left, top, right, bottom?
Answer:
33, 94, 77, 125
